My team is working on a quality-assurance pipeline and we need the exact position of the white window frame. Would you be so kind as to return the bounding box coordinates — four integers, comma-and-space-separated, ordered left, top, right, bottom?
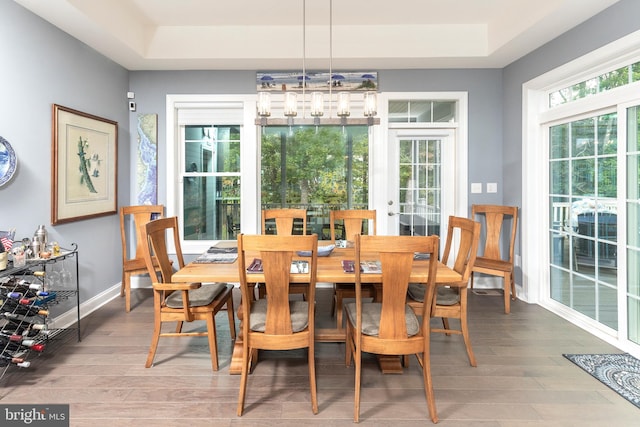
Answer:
166, 94, 259, 255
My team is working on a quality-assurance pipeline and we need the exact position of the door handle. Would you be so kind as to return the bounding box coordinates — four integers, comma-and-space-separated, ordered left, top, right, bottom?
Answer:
387, 200, 399, 216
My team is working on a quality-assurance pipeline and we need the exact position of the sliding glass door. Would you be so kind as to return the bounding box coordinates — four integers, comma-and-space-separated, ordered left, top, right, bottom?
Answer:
626, 104, 640, 346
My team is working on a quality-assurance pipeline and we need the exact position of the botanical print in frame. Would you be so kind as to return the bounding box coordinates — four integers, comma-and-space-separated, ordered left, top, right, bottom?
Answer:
136, 113, 158, 205
52, 104, 118, 225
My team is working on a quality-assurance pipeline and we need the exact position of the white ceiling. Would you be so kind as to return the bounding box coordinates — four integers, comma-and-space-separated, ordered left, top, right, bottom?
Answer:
15, 0, 620, 71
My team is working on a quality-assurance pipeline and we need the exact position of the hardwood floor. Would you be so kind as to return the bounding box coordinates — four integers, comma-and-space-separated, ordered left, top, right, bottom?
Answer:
1, 287, 638, 426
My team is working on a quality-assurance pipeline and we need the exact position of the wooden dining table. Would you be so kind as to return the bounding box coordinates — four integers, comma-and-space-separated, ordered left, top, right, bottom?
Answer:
172, 243, 462, 374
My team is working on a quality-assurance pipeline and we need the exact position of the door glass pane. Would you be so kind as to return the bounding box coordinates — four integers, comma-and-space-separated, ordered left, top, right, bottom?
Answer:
398, 138, 441, 236
550, 266, 570, 305
627, 105, 640, 345
548, 112, 619, 330
599, 283, 617, 329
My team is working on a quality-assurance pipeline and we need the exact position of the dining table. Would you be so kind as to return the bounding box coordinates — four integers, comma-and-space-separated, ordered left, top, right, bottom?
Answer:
172, 242, 462, 374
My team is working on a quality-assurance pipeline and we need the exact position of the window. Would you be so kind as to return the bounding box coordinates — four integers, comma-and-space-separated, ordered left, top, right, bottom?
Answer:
388, 100, 456, 123
549, 61, 640, 107
260, 124, 369, 239
166, 95, 256, 253
181, 125, 240, 241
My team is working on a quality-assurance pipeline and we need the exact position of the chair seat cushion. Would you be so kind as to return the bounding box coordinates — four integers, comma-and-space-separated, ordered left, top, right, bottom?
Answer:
407, 283, 427, 302
407, 283, 460, 306
345, 302, 420, 337
435, 287, 460, 306
250, 299, 309, 333
165, 282, 227, 308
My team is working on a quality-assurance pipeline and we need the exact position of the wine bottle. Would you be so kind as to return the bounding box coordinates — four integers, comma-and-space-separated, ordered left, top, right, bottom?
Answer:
0, 299, 49, 316
0, 336, 45, 353
2, 291, 55, 307
0, 282, 43, 297
0, 331, 22, 342
0, 314, 47, 332
1, 325, 48, 338
0, 351, 30, 368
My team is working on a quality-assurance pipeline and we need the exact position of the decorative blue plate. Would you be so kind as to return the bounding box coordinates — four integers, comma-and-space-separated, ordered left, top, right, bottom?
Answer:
0, 136, 17, 187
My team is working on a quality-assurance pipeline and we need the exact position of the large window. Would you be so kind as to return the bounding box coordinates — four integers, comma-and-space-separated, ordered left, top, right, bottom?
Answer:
260, 125, 369, 238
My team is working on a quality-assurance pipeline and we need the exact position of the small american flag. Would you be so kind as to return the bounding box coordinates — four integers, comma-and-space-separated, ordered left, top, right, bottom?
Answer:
1, 237, 13, 252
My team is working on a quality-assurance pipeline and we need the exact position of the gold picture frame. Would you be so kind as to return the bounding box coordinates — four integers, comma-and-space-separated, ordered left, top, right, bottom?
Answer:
52, 104, 118, 225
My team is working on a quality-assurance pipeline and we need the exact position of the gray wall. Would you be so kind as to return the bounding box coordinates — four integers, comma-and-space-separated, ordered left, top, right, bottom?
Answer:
0, 1, 129, 305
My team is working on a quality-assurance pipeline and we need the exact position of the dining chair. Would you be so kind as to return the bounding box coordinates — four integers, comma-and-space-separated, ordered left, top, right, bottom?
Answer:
236, 233, 319, 416
140, 216, 236, 371
345, 234, 439, 423
470, 204, 519, 314
329, 209, 377, 329
261, 208, 307, 235
407, 215, 480, 366
119, 205, 165, 312
260, 208, 309, 299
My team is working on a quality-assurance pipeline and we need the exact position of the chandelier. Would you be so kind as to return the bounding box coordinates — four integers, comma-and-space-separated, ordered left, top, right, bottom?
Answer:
255, 0, 379, 127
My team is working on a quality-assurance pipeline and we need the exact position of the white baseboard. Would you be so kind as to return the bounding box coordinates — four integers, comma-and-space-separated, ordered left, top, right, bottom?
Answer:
48, 284, 121, 330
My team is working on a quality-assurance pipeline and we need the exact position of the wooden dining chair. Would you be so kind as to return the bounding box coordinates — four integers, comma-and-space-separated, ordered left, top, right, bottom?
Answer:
261, 208, 307, 235
260, 208, 309, 299
119, 205, 165, 312
345, 234, 439, 423
329, 209, 377, 329
236, 233, 319, 416
470, 204, 519, 314
407, 215, 481, 366
140, 216, 236, 371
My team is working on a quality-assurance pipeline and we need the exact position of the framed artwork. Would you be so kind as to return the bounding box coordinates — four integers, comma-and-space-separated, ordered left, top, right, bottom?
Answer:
52, 104, 118, 225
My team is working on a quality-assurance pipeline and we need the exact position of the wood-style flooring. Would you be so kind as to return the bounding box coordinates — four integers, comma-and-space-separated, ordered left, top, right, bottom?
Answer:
1, 287, 638, 426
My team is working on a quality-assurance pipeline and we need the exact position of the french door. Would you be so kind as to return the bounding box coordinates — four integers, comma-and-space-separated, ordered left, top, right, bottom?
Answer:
387, 129, 455, 239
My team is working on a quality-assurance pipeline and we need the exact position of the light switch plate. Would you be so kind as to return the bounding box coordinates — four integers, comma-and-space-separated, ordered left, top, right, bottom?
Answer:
471, 183, 482, 193
487, 182, 498, 193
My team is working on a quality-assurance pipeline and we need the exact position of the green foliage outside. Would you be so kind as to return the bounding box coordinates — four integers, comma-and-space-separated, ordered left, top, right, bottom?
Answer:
260, 125, 369, 208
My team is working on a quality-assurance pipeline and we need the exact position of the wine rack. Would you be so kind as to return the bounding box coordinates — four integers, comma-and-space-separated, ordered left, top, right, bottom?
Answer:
0, 243, 80, 380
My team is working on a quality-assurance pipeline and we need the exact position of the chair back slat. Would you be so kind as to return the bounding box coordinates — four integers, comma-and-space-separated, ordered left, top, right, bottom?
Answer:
330, 209, 377, 242
120, 205, 164, 264
472, 204, 518, 263
262, 250, 294, 335
144, 217, 185, 284
262, 208, 307, 235
442, 216, 481, 282
378, 251, 415, 339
